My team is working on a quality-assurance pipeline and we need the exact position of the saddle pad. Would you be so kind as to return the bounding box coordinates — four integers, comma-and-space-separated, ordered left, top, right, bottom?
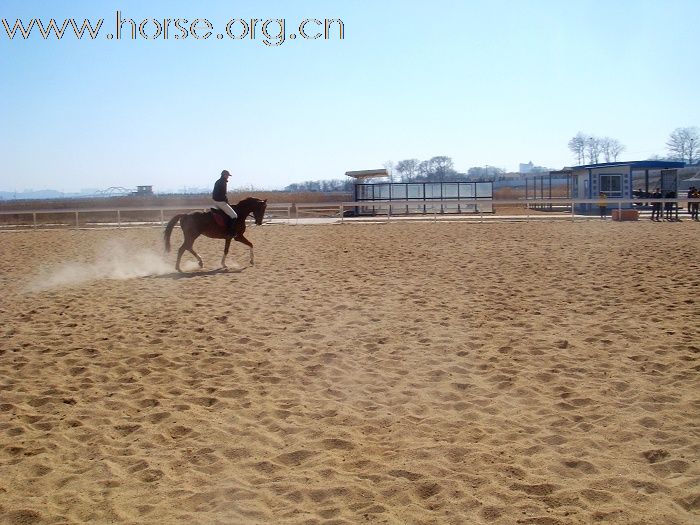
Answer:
211, 209, 226, 227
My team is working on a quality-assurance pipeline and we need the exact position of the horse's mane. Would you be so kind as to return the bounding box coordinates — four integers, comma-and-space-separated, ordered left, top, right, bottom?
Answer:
236, 196, 263, 206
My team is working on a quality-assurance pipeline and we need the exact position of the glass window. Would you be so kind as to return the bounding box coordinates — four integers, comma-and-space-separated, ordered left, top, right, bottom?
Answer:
459, 183, 475, 198
391, 184, 407, 200
476, 182, 493, 198
407, 184, 423, 199
600, 174, 622, 197
443, 183, 458, 198
425, 183, 441, 199
357, 185, 373, 200
376, 184, 390, 199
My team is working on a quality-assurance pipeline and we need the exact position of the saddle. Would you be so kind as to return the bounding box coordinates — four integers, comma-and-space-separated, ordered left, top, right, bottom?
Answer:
210, 208, 230, 228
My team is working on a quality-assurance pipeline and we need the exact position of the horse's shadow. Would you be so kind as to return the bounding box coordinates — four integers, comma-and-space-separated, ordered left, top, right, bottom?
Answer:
153, 266, 247, 280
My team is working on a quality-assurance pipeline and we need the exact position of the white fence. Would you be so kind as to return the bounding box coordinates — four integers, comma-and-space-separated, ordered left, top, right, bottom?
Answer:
0, 203, 294, 229
0, 198, 698, 229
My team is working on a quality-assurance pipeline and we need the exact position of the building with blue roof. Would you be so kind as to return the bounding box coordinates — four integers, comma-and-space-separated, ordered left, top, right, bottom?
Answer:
552, 160, 685, 213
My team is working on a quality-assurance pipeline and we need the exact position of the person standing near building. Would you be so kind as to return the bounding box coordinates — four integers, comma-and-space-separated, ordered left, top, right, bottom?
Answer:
664, 190, 676, 221
690, 186, 700, 220
687, 186, 693, 217
651, 188, 662, 221
212, 170, 238, 235
598, 192, 607, 219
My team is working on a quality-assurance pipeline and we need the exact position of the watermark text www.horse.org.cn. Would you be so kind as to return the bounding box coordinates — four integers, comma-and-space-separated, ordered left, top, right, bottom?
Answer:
1, 11, 345, 46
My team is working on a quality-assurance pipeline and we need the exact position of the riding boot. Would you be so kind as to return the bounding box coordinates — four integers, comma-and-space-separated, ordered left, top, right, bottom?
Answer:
228, 217, 237, 238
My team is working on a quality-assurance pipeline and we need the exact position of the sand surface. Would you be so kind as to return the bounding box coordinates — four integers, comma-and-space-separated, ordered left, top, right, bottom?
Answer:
1, 220, 699, 524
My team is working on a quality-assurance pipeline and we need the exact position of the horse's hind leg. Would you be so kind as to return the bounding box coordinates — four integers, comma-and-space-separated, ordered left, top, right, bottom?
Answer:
189, 246, 203, 268
179, 222, 203, 270
221, 238, 231, 269
176, 242, 202, 272
182, 237, 203, 269
176, 244, 186, 273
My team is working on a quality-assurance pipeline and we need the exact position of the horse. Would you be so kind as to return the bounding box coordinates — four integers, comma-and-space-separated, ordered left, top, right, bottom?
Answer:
164, 197, 267, 272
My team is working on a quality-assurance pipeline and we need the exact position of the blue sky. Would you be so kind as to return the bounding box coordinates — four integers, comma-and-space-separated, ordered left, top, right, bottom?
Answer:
1, 0, 698, 192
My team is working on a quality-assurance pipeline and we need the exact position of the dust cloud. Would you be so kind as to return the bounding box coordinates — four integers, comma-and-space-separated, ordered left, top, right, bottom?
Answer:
24, 240, 188, 292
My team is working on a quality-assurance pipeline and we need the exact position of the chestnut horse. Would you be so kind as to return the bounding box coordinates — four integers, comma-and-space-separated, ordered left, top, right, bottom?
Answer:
164, 197, 267, 272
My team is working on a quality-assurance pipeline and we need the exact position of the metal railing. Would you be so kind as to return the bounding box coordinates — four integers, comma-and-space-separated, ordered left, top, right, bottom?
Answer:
300, 198, 700, 223
0, 198, 698, 229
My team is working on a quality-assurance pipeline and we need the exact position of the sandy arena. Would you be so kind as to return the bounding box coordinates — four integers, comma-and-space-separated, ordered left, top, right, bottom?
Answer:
1, 220, 698, 524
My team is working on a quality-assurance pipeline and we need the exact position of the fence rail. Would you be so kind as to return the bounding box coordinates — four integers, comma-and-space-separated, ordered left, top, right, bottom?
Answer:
0, 198, 698, 229
300, 198, 700, 222
0, 203, 294, 228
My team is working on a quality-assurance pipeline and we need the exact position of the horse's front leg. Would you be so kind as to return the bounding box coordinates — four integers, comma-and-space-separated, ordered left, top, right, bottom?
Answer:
221, 238, 231, 269
235, 235, 255, 266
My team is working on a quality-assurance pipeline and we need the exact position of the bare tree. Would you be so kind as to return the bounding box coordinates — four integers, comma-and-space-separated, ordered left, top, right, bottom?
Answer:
667, 127, 700, 164
395, 159, 419, 182
585, 136, 601, 164
609, 138, 625, 162
417, 160, 431, 179
429, 156, 454, 181
467, 166, 505, 179
600, 137, 625, 162
568, 132, 587, 165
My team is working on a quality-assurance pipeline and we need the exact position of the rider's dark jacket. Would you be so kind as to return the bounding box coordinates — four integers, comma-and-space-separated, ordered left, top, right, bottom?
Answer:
212, 177, 228, 202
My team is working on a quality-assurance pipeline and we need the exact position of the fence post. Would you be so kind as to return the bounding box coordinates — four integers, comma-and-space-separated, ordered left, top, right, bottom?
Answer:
571, 200, 575, 222
75, 211, 79, 229
117, 210, 121, 229
160, 209, 164, 225
33, 212, 37, 229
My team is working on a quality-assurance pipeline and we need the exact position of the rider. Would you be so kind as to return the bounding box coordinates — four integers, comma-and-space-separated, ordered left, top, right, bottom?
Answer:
212, 170, 238, 235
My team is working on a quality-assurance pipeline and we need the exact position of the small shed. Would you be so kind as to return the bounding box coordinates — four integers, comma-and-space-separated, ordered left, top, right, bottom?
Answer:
133, 185, 154, 196
561, 161, 685, 213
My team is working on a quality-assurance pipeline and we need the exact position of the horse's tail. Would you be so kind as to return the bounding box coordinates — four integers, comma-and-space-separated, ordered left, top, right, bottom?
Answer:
164, 214, 185, 252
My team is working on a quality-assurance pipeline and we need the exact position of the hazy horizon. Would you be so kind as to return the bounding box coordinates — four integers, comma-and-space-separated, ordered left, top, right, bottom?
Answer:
2, 0, 698, 193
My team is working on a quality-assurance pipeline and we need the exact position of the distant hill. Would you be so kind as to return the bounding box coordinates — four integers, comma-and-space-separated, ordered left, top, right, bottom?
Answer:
0, 190, 100, 200
0, 190, 67, 200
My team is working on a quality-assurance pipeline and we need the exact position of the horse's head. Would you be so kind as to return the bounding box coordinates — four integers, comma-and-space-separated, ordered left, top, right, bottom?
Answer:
236, 197, 268, 225
253, 199, 267, 225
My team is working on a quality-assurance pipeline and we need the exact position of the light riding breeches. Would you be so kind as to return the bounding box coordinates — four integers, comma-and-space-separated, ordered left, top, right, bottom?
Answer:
213, 201, 238, 219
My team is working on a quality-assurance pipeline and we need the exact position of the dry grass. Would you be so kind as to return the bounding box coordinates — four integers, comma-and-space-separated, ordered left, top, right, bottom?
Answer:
493, 187, 526, 200
0, 192, 352, 226
0, 191, 350, 211
493, 184, 571, 215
